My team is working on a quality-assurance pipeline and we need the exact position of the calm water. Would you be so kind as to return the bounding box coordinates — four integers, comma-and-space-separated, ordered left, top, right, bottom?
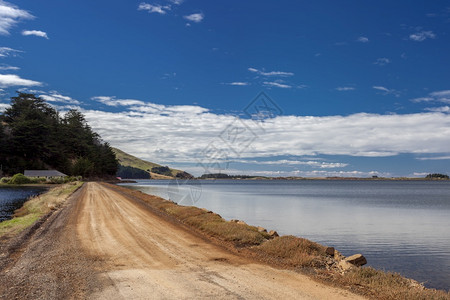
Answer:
121, 179, 450, 291
0, 187, 46, 222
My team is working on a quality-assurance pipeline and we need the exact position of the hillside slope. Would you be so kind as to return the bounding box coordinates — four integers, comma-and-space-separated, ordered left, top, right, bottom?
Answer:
112, 148, 188, 179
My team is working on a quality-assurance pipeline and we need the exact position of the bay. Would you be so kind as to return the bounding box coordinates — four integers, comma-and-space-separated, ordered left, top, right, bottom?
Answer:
0, 187, 46, 222
121, 179, 450, 291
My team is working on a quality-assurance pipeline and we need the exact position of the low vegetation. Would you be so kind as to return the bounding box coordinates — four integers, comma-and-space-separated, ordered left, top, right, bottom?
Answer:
199, 173, 262, 179
256, 235, 327, 268
116, 165, 151, 179
110, 184, 450, 300
1, 173, 81, 185
151, 166, 173, 177
0, 181, 82, 239
330, 267, 450, 300
426, 173, 449, 180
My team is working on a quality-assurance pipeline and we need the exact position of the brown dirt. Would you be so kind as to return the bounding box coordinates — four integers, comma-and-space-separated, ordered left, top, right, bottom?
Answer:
0, 182, 365, 299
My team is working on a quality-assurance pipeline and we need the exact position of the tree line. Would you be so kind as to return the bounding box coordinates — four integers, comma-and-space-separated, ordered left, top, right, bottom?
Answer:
0, 92, 118, 178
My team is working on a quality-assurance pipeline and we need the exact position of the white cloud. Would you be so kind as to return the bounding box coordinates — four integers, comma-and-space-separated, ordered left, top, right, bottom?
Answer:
184, 13, 204, 23
409, 30, 436, 42
39, 91, 80, 104
0, 47, 22, 58
373, 86, 390, 92
22, 30, 48, 39
417, 155, 450, 160
374, 58, 391, 66
0, 74, 42, 87
357, 36, 369, 43
412, 90, 450, 105
51, 104, 82, 112
425, 106, 450, 113
224, 82, 249, 86
0, 0, 33, 35
336, 87, 355, 91
430, 90, 450, 98
248, 67, 294, 77
286, 170, 384, 178
411, 97, 434, 103
234, 159, 348, 169
178, 166, 386, 178
77, 99, 450, 168
263, 81, 292, 89
92, 96, 209, 115
138, 3, 170, 14
169, 0, 184, 4
92, 96, 145, 107
373, 86, 400, 97
0, 102, 10, 112
0, 64, 19, 70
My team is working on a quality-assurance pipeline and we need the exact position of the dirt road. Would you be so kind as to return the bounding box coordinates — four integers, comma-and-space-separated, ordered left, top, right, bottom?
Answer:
1, 182, 365, 299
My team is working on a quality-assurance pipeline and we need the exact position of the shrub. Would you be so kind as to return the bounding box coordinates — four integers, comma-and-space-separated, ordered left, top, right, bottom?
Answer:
1, 177, 11, 183
426, 173, 449, 179
29, 177, 46, 184
8, 173, 32, 184
151, 166, 172, 176
48, 177, 65, 184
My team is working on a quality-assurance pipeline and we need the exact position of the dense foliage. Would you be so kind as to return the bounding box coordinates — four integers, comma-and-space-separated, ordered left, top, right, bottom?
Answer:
426, 173, 449, 179
0, 92, 118, 177
199, 173, 256, 179
175, 171, 194, 179
117, 165, 150, 179
151, 166, 172, 176
7, 173, 32, 184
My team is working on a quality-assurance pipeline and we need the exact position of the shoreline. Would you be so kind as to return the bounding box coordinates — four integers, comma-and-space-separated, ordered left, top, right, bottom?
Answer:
0, 182, 83, 239
112, 183, 449, 298
118, 177, 450, 181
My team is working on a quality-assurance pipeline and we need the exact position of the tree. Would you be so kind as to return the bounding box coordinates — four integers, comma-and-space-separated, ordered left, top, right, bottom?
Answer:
151, 166, 172, 176
0, 92, 118, 178
72, 157, 94, 178
426, 173, 449, 179
1, 93, 59, 173
117, 165, 150, 179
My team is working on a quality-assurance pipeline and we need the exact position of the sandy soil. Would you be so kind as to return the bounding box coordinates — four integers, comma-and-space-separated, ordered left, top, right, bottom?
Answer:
0, 182, 365, 299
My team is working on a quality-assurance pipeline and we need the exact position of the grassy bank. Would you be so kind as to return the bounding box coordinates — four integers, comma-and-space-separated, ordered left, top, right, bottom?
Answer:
0, 182, 83, 239
110, 183, 449, 300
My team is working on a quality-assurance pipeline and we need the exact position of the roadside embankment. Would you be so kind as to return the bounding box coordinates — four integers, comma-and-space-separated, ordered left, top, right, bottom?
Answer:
110, 183, 450, 300
0, 181, 83, 240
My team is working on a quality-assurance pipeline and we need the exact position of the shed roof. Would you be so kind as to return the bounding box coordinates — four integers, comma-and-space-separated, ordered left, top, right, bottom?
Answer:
24, 170, 67, 177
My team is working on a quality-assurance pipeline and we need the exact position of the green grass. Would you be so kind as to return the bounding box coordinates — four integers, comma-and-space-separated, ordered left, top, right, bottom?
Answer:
0, 181, 83, 239
0, 213, 40, 237
112, 147, 183, 177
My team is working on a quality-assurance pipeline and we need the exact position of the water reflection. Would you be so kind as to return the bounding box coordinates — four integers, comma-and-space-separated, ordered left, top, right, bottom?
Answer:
0, 187, 46, 221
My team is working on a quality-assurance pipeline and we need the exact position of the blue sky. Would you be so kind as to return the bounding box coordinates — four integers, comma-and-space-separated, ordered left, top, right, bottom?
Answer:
1, 0, 450, 177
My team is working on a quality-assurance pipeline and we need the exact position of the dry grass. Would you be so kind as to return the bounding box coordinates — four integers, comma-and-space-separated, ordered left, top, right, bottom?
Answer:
157, 199, 270, 246
333, 267, 450, 300
110, 184, 450, 300
256, 235, 327, 267
0, 182, 83, 238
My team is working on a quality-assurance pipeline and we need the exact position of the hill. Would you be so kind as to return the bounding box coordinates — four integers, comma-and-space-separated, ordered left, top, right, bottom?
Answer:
112, 148, 191, 179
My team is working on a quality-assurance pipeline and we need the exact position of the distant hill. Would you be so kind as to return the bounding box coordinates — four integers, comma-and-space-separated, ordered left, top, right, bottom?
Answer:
112, 148, 192, 179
